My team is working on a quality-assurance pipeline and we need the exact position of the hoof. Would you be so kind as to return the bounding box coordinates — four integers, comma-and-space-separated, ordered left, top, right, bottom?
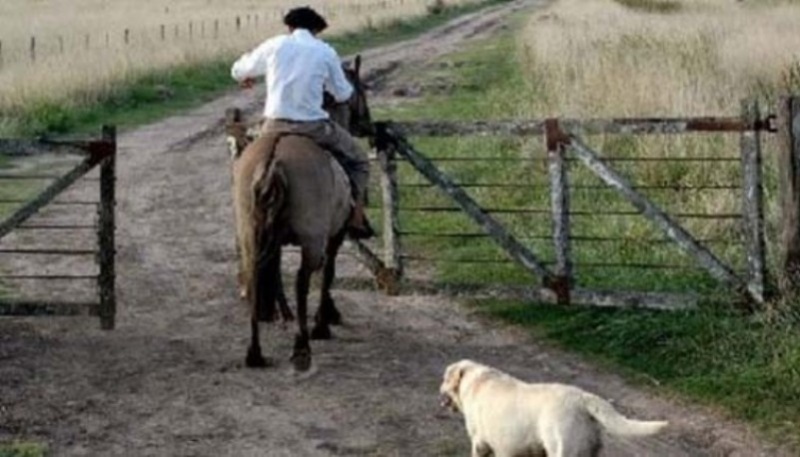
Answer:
245, 347, 272, 368
327, 307, 342, 326
310, 324, 332, 340
319, 297, 342, 326
290, 350, 312, 372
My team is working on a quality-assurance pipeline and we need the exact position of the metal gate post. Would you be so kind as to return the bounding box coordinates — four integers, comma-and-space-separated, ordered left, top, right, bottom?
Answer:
97, 125, 117, 329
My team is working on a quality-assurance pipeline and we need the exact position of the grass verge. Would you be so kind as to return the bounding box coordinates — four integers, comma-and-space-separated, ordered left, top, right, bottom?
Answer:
0, 442, 47, 457
471, 299, 800, 450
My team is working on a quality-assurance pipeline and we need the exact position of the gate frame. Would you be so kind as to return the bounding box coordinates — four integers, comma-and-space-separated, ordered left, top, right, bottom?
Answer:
358, 98, 786, 310
0, 126, 117, 329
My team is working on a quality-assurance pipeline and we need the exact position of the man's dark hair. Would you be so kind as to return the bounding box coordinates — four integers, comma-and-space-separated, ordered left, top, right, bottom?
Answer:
283, 7, 328, 33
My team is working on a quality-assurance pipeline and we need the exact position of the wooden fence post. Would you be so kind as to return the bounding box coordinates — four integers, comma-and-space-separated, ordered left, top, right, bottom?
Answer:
30, 36, 35, 62
160, 24, 166, 41
740, 99, 767, 305
98, 125, 117, 330
214, 19, 219, 39
778, 95, 800, 299
546, 119, 572, 305
58, 36, 64, 54
375, 125, 403, 291
124, 29, 130, 45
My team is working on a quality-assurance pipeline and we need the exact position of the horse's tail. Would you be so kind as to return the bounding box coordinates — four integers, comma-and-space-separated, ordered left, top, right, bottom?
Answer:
249, 163, 287, 321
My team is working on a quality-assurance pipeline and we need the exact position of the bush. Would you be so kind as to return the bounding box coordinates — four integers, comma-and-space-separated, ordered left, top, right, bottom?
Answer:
614, 0, 682, 13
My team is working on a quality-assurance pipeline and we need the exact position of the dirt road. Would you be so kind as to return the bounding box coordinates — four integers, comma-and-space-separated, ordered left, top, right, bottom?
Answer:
0, 1, 791, 455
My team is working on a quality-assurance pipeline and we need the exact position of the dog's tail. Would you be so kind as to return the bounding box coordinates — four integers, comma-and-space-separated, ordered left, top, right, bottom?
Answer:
580, 392, 668, 438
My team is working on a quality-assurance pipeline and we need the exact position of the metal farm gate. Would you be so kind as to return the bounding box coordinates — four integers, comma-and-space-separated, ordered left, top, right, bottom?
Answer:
0, 126, 117, 328
353, 96, 800, 310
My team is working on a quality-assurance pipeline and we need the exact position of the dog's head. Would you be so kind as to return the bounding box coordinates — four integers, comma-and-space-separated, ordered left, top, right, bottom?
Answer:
439, 360, 480, 413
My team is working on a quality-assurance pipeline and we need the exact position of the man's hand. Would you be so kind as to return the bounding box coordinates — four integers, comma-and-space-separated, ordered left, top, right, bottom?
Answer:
239, 78, 256, 89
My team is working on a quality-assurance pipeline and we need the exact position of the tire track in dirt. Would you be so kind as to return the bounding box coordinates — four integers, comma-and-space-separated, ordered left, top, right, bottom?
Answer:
0, 1, 792, 456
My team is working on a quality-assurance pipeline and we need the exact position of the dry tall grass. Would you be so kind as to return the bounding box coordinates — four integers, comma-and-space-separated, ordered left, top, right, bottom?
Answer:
517, 0, 800, 117
0, 0, 475, 117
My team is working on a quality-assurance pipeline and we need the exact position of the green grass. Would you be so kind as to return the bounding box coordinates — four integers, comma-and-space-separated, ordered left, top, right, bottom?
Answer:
0, 0, 513, 138
0, 442, 47, 457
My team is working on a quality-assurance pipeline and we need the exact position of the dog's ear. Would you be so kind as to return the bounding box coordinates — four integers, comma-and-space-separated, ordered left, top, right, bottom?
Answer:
443, 363, 467, 394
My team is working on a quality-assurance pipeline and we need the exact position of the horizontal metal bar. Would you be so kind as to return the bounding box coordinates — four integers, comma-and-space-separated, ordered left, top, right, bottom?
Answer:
570, 235, 731, 244
0, 275, 98, 280
394, 116, 772, 137
405, 156, 741, 163
0, 199, 98, 205
398, 183, 740, 191
0, 174, 61, 180
397, 206, 742, 219
400, 183, 538, 189
411, 156, 539, 162
574, 262, 703, 271
0, 248, 96, 255
400, 255, 705, 270
0, 139, 93, 157
401, 255, 513, 264
397, 231, 733, 244
15, 224, 96, 230
0, 300, 99, 316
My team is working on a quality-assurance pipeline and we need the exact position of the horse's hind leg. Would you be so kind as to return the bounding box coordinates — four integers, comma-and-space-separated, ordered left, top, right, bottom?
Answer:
291, 244, 323, 371
246, 262, 275, 367
246, 318, 269, 368
276, 275, 293, 322
274, 249, 293, 322
312, 230, 346, 340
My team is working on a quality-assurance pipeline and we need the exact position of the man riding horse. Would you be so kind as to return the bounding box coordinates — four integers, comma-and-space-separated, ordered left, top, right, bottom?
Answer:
230, 6, 374, 239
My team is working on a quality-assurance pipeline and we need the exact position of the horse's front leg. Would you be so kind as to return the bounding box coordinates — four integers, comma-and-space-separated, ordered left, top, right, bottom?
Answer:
312, 231, 346, 340
291, 256, 315, 371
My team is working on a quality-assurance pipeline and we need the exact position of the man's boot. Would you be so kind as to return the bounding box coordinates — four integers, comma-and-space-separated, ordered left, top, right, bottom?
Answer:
348, 201, 375, 239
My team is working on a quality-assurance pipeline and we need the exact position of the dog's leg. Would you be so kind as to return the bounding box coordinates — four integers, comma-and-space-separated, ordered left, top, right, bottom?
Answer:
543, 423, 601, 457
471, 440, 492, 457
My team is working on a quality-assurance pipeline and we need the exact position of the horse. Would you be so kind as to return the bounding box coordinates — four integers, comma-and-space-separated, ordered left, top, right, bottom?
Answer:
227, 56, 373, 371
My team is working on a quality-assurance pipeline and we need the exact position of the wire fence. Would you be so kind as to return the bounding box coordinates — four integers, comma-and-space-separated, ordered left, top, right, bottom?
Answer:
0, 0, 440, 69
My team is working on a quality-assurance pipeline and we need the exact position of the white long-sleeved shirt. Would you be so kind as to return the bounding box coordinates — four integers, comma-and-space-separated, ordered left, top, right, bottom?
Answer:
231, 29, 353, 121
